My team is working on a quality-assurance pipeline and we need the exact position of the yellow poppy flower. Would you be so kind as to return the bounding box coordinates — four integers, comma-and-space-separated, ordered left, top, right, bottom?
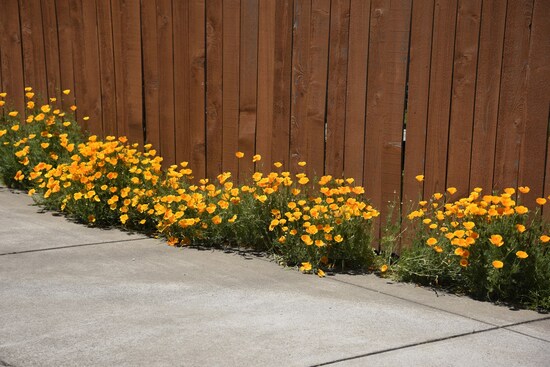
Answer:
516, 251, 528, 259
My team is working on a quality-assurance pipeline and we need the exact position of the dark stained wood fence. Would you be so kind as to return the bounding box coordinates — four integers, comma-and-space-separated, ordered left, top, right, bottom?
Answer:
1, 0, 550, 235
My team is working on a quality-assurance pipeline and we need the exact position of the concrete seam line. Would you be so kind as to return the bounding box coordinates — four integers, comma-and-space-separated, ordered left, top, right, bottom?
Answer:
0, 237, 149, 256
327, 276, 550, 330
326, 276, 497, 327
309, 326, 501, 367
310, 317, 550, 367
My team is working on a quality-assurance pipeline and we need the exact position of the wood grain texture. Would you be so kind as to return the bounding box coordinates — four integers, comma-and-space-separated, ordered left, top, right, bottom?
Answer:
343, 0, 371, 184
325, 0, 350, 178
112, 0, 143, 146
97, 0, 117, 136
423, 0, 457, 197
256, 0, 276, 170
270, 0, 293, 168
174, 0, 191, 165
469, 0, 507, 192
364, 0, 411, 226
402, 0, 434, 205
445, 0, 482, 195
520, 0, 550, 210
0, 0, 25, 112
222, 0, 241, 176
290, 0, 330, 177
55, 0, 76, 110
19, 0, 48, 95
401, 0, 434, 248
206, 0, 223, 177
493, 0, 533, 190
141, 0, 160, 150
69, 0, 102, 134
41, 0, 62, 101
238, 0, 259, 180
291, 0, 312, 174
157, 0, 176, 165
188, 0, 207, 178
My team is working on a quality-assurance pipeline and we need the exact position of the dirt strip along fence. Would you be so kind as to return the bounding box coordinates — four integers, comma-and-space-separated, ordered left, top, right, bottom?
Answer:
1, 0, 549, 241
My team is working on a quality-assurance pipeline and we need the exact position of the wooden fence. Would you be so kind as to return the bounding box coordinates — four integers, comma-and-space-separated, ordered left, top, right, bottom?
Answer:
1, 0, 549, 233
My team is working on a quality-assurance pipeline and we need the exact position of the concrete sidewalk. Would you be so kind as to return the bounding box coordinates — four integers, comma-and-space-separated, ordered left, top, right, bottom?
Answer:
0, 186, 549, 367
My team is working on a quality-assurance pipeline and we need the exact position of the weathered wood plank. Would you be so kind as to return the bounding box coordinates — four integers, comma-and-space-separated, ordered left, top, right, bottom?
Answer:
111, 0, 143, 146
188, 0, 207, 178
41, 0, 62, 102
0, 0, 25, 112
238, 0, 259, 180
469, 0, 507, 193
445, 0, 482, 195
174, 0, 191, 165
402, 0, 434, 205
325, 0, 350, 178
423, 0, 457, 197
222, 0, 241, 175
19, 0, 48, 95
520, 0, 550, 210
206, 0, 223, 177
141, 0, 160, 149
343, 0, 371, 184
97, 0, 117, 136
69, 0, 102, 134
493, 0, 533, 190
55, 0, 76, 110
271, 0, 294, 167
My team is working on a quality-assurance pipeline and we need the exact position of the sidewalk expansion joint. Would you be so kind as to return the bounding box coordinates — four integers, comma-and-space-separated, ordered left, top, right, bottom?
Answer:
0, 237, 147, 256
310, 317, 550, 367
326, 277, 550, 340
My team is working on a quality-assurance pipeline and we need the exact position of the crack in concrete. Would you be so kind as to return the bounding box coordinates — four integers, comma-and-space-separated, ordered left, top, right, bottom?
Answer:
327, 276, 550, 333
0, 359, 16, 367
0, 237, 148, 256
310, 317, 550, 366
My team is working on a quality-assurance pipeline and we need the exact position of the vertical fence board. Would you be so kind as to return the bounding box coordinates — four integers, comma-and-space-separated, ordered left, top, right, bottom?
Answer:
305, 0, 330, 177
222, 0, 240, 175
402, 0, 434, 206
141, 0, 160, 150
256, 0, 276, 169
0, 0, 25, 112
423, 0, 457, 197
97, 0, 117, 136
271, 0, 294, 168
55, 0, 75, 110
206, 0, 224, 177
238, 0, 259, 179
111, 0, 143, 146
445, 0, 482, 195
469, 0, 507, 192
156, 0, 175, 165
174, 1, 191, 165
343, 0, 370, 184
188, 0, 207, 178
521, 0, 550, 209
41, 0, 62, 102
493, 0, 533, 190
291, 0, 311, 173
19, 0, 48, 96
69, 0, 102, 133
364, 0, 411, 230
325, 0, 350, 178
